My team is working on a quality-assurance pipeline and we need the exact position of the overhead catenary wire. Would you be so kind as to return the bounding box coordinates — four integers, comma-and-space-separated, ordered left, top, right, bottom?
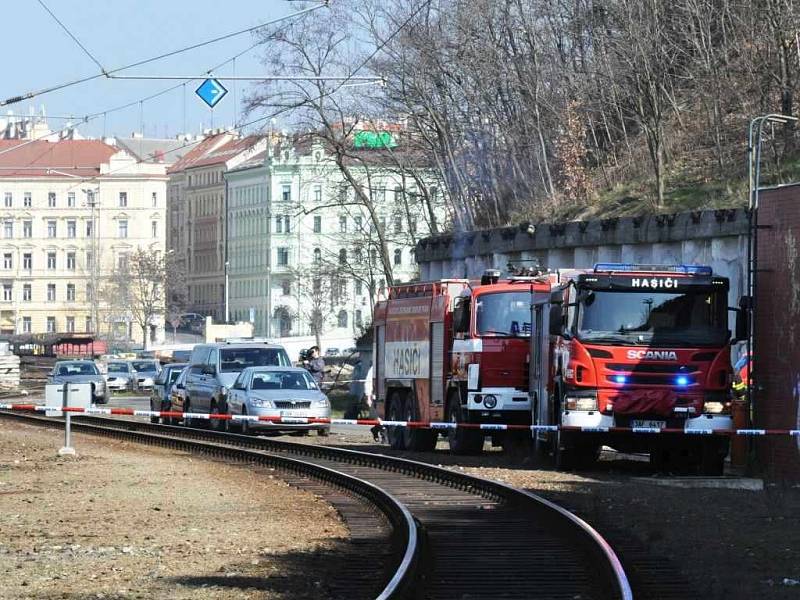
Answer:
0, 1, 327, 107
36, 0, 108, 74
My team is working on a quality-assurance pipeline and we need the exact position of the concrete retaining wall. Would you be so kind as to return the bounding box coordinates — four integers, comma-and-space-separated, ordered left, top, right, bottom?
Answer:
415, 208, 749, 304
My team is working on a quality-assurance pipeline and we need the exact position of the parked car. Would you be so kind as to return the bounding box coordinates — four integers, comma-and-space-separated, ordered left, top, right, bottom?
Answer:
227, 366, 331, 436
130, 359, 161, 391
149, 362, 188, 424
324, 347, 340, 357
104, 361, 137, 392
183, 342, 291, 430
48, 360, 108, 404
169, 366, 191, 424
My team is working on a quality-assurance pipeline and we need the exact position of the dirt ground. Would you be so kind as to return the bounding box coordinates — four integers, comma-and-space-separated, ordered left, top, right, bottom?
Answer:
0, 420, 349, 600
307, 433, 800, 600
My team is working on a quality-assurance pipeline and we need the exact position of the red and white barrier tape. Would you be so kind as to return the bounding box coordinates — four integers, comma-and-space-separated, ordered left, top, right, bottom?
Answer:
1, 403, 799, 437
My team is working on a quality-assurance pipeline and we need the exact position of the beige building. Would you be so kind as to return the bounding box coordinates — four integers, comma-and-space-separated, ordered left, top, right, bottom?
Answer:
167, 133, 267, 320
0, 138, 168, 342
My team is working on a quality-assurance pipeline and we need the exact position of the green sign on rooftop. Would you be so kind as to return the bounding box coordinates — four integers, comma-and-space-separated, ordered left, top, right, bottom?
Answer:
354, 131, 398, 149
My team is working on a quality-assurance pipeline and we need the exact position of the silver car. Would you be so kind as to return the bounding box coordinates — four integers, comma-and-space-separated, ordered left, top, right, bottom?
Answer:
228, 366, 331, 436
130, 359, 161, 392
48, 360, 108, 404
105, 361, 136, 392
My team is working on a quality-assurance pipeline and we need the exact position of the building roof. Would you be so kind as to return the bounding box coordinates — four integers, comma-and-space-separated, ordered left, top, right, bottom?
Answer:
0, 139, 119, 178
226, 150, 269, 174
187, 135, 265, 169
115, 137, 196, 166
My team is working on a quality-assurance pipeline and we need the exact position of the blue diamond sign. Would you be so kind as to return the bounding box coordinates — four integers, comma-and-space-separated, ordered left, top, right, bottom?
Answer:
195, 78, 228, 108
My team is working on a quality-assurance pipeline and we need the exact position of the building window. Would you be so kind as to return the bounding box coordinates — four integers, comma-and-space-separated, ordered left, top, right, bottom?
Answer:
275, 216, 283, 234
409, 216, 417, 234
281, 184, 291, 202
3, 221, 12, 239
47, 284, 56, 302
354, 216, 362, 230
378, 187, 386, 202
85, 316, 92, 332
379, 217, 386, 233
47, 252, 56, 270
3, 253, 11, 269
151, 220, 157, 238
282, 280, 291, 295
355, 309, 363, 327
2, 284, 11, 302
23, 221, 32, 238
394, 186, 402, 202
23, 192, 31, 207
86, 283, 93, 302
66, 316, 75, 332
22, 316, 31, 333
284, 215, 290, 233
313, 216, 322, 233
339, 248, 347, 264
66, 284, 76, 302
277, 247, 289, 266
48, 192, 56, 207
119, 192, 128, 207
394, 249, 402, 265
151, 192, 157, 207
86, 220, 93, 237
47, 220, 57, 238
313, 185, 322, 202
3, 192, 11, 207
337, 310, 348, 328
46, 316, 56, 333
394, 216, 403, 234
118, 253, 129, 271
313, 278, 321, 293
86, 251, 93, 269
118, 220, 128, 238
67, 220, 76, 238
67, 252, 76, 270
313, 248, 321, 263
67, 192, 76, 207
355, 279, 363, 295
339, 216, 347, 233
23, 253, 31, 270
22, 284, 31, 302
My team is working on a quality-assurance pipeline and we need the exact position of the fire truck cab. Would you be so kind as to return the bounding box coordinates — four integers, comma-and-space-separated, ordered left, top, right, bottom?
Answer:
537, 263, 741, 473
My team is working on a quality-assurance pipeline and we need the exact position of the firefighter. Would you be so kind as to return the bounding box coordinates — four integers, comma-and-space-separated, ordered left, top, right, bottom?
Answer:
363, 365, 386, 443
732, 352, 751, 399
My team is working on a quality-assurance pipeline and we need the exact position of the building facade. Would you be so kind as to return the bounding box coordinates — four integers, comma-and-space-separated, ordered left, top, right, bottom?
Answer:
0, 138, 168, 341
167, 133, 267, 320
225, 137, 445, 341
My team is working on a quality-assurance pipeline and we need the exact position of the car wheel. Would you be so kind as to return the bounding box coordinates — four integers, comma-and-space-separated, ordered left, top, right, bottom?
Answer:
317, 427, 330, 437
183, 400, 193, 427
241, 407, 252, 436
210, 402, 228, 432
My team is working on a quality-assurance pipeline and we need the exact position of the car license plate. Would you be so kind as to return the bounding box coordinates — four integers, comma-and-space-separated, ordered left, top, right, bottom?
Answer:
631, 419, 666, 430
280, 410, 304, 418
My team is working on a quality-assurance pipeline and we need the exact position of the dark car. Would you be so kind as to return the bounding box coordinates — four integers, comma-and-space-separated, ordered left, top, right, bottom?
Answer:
149, 362, 188, 424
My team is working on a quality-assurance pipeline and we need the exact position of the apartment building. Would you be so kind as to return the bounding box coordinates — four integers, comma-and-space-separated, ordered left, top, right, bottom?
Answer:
167, 133, 267, 320
225, 136, 445, 339
0, 138, 168, 339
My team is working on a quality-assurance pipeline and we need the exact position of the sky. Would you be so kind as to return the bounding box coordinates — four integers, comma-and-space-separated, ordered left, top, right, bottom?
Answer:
2, 0, 308, 140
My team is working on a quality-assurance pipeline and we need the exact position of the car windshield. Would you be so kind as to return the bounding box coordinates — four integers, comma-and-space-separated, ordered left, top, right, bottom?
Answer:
475, 291, 531, 337
131, 361, 158, 372
219, 348, 290, 372
107, 363, 129, 373
58, 363, 98, 376
251, 371, 316, 390
577, 289, 728, 347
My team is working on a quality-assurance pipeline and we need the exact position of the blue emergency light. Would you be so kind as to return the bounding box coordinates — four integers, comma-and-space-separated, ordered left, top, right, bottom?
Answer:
675, 375, 690, 386
614, 375, 628, 384
593, 263, 713, 276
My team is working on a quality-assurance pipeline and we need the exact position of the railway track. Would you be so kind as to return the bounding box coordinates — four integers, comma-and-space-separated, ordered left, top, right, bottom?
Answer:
2, 411, 632, 600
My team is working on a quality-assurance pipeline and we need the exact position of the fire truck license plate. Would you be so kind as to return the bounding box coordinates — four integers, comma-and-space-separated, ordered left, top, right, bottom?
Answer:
631, 419, 666, 430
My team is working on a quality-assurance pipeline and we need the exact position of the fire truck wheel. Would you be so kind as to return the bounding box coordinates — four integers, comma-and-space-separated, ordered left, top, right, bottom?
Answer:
404, 397, 437, 452
446, 397, 484, 455
387, 392, 408, 450
699, 438, 727, 476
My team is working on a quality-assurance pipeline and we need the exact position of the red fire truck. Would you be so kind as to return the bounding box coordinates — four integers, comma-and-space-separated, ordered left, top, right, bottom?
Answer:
535, 263, 744, 474
372, 269, 553, 453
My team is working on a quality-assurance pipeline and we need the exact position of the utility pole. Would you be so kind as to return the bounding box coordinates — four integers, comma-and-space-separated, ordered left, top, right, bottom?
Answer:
83, 187, 100, 338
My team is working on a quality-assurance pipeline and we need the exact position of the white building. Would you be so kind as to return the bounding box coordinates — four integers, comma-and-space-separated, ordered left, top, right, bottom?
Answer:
0, 138, 168, 345
225, 135, 445, 343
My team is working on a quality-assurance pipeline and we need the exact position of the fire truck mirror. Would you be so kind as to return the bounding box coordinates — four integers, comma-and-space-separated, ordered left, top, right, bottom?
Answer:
739, 295, 753, 311
548, 305, 564, 336
734, 307, 749, 343
453, 298, 470, 334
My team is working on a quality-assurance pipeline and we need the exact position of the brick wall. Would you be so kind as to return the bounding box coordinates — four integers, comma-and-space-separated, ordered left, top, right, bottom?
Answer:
755, 184, 800, 480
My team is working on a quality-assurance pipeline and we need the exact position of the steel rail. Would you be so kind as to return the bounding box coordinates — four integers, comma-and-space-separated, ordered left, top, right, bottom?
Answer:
0, 411, 418, 600
4, 411, 633, 599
